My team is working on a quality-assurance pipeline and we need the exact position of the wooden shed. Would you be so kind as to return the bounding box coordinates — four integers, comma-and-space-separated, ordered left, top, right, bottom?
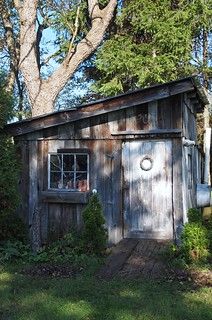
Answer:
5, 77, 208, 245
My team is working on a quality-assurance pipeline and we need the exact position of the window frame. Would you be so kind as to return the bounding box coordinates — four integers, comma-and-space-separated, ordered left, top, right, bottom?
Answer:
48, 151, 89, 192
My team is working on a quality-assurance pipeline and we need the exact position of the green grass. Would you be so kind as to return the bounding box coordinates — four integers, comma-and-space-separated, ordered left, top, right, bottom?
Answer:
0, 264, 211, 320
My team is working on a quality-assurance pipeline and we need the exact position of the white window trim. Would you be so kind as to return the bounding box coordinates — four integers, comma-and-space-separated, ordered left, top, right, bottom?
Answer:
48, 152, 89, 192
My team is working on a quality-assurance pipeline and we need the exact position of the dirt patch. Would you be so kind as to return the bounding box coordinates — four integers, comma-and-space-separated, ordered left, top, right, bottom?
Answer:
165, 268, 212, 288
97, 239, 212, 287
21, 263, 82, 278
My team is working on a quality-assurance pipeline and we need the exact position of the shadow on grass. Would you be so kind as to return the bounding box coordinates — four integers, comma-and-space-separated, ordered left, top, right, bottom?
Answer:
0, 264, 212, 320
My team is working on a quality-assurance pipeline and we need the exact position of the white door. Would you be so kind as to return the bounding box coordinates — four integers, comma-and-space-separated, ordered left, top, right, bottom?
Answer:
122, 140, 173, 239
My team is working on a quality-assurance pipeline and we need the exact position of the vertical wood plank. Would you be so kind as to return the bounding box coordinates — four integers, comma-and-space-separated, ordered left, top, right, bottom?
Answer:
182, 94, 189, 138
58, 123, 75, 139
122, 140, 173, 239
108, 110, 126, 133
148, 101, 158, 129
90, 114, 109, 139
172, 138, 183, 235
28, 140, 38, 227
108, 112, 119, 133
18, 140, 29, 225
135, 104, 149, 130
48, 204, 61, 241
75, 119, 90, 139
122, 141, 131, 237
182, 144, 189, 222
126, 107, 137, 131
103, 140, 113, 239
158, 98, 171, 129
28, 140, 42, 249
111, 140, 123, 243
171, 95, 182, 129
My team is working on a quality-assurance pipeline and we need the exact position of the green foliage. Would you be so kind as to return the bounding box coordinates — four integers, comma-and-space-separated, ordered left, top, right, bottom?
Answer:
49, 0, 89, 63
181, 222, 209, 263
187, 208, 202, 223
203, 213, 212, 253
0, 73, 24, 241
0, 73, 13, 128
31, 231, 84, 264
0, 213, 27, 242
0, 231, 102, 274
162, 242, 188, 269
0, 135, 20, 214
164, 208, 212, 267
93, 0, 212, 96
42, 0, 112, 65
0, 240, 30, 263
0, 133, 22, 241
82, 193, 107, 255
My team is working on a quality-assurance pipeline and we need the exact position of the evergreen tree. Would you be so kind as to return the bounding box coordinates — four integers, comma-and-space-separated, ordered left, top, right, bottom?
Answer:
82, 193, 107, 255
93, 0, 212, 96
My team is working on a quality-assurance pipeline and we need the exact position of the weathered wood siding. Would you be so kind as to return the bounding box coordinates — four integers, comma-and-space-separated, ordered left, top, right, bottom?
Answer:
16, 141, 29, 224
122, 140, 173, 239
20, 95, 183, 142
18, 137, 123, 244
181, 93, 200, 220
16, 93, 194, 243
172, 138, 184, 231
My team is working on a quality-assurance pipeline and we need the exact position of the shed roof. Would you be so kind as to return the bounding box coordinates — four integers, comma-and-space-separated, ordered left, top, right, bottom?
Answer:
5, 76, 208, 137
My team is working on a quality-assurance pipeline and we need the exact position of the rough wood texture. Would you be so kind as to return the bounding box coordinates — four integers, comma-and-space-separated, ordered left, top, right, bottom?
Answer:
111, 129, 181, 135
172, 138, 183, 236
41, 191, 89, 204
28, 141, 38, 227
97, 238, 138, 279
148, 101, 158, 128
16, 140, 29, 224
9, 79, 205, 245
123, 140, 173, 239
28, 140, 42, 249
5, 78, 195, 136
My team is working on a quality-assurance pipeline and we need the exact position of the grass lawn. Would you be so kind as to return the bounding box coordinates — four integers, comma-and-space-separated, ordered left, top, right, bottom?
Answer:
0, 264, 211, 320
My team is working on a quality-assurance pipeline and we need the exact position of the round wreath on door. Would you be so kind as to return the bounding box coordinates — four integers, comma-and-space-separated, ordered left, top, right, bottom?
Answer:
140, 156, 153, 171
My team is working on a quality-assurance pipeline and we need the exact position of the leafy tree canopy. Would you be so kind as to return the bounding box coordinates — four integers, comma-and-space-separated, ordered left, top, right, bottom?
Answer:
93, 0, 212, 96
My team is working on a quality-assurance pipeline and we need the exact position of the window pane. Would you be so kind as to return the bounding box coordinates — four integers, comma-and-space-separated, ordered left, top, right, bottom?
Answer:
76, 172, 88, 191
50, 154, 62, 171
50, 172, 62, 189
63, 172, 74, 189
63, 155, 74, 171
49, 152, 89, 191
76, 154, 88, 171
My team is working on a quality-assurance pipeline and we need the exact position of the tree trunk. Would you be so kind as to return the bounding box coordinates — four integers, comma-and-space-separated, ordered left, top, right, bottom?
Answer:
202, 28, 209, 90
14, 0, 117, 117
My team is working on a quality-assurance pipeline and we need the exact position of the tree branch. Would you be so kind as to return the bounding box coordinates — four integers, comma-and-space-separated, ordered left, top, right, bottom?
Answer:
88, 0, 100, 18
68, 5, 81, 56
11, 0, 117, 116
42, 0, 117, 103
13, 0, 22, 11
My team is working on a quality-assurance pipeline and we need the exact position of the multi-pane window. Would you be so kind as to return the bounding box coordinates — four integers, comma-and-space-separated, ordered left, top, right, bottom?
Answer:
48, 153, 89, 191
